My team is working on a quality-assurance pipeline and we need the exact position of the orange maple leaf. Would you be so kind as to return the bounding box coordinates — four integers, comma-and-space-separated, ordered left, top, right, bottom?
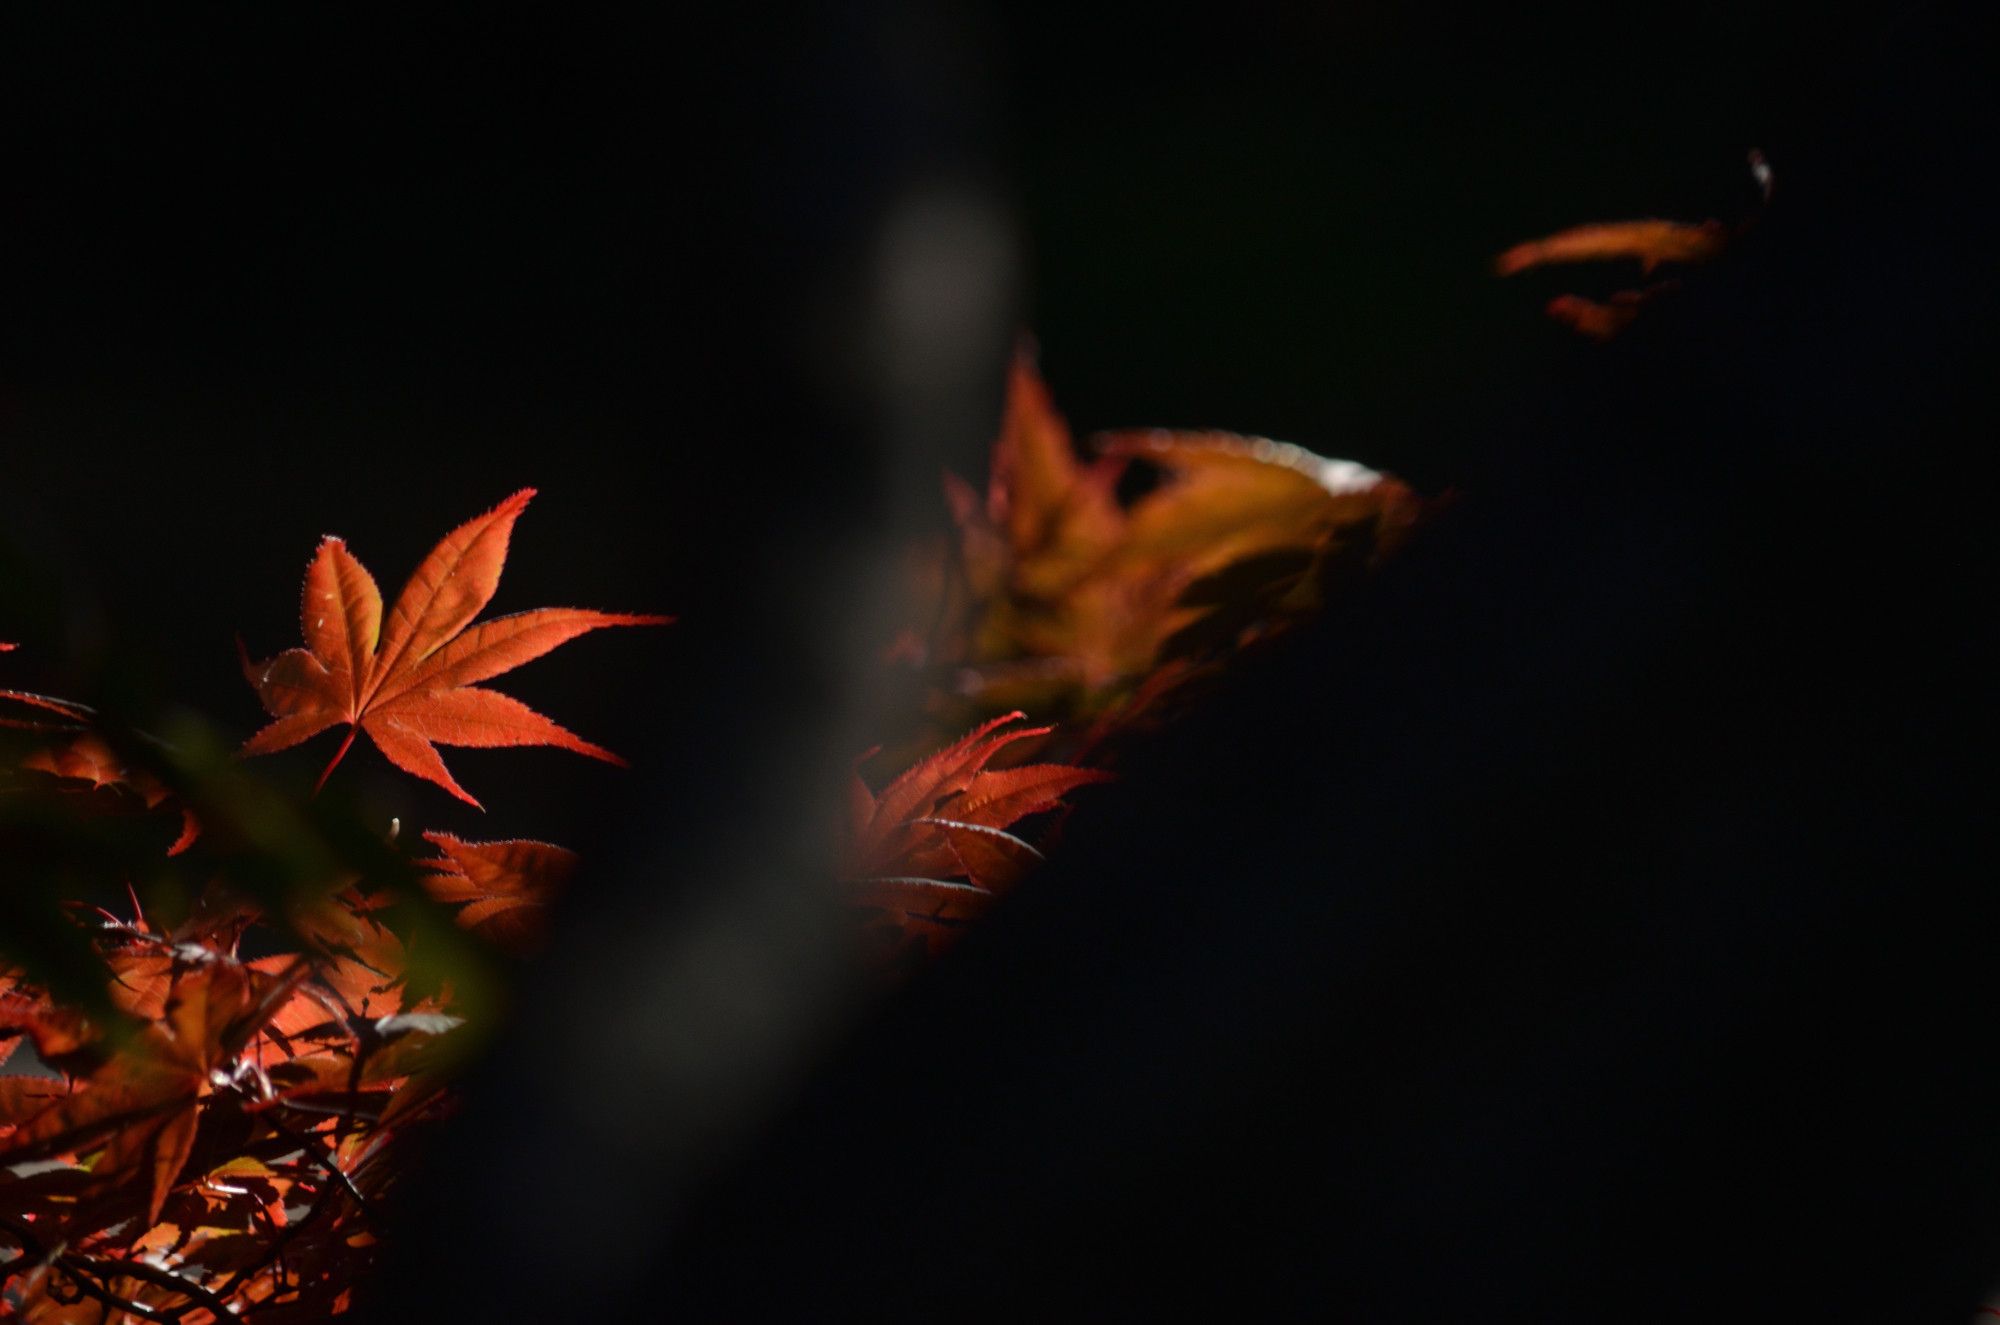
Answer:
5, 960, 304, 1224
1493, 220, 1720, 342
21, 731, 202, 855
1492, 218, 1727, 278
844, 712, 1111, 951
1494, 152, 1772, 340
419, 833, 577, 956
239, 489, 669, 807
920, 352, 1420, 726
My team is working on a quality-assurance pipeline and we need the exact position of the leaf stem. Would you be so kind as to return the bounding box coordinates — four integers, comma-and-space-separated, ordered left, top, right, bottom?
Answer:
314, 726, 359, 797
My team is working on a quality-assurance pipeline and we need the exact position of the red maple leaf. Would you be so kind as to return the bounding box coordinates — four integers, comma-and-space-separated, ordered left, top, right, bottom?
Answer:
4, 960, 304, 1224
1493, 151, 1772, 340
908, 351, 1421, 732
844, 712, 1111, 951
4, 645, 199, 852
1492, 218, 1728, 279
21, 731, 201, 855
238, 489, 669, 807
419, 833, 577, 956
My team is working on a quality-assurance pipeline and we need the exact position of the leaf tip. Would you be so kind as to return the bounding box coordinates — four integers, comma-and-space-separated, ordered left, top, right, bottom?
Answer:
166, 809, 200, 857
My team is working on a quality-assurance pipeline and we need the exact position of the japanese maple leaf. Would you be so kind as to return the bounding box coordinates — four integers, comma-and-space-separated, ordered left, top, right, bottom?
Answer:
4, 646, 199, 851
239, 489, 669, 807
286, 887, 415, 1019
844, 712, 1111, 950
1, 980, 92, 1064
21, 731, 201, 855
419, 833, 578, 955
922, 352, 1419, 723
1493, 150, 1772, 340
1492, 218, 1728, 278
3, 960, 304, 1224
1493, 220, 1718, 342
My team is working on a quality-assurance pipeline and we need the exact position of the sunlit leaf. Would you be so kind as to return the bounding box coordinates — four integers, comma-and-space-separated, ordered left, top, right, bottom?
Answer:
418, 834, 576, 956
240, 490, 669, 807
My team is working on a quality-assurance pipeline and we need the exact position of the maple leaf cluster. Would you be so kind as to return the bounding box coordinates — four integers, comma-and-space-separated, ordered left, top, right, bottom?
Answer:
3, 492, 659, 1322
846, 350, 1426, 956
6, 355, 1431, 1311
0, 132, 1810, 1312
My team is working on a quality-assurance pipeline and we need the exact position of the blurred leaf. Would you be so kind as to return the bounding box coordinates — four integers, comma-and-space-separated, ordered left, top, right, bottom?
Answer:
1493, 218, 1726, 277
1494, 152, 1770, 339
418, 834, 576, 957
901, 350, 1422, 739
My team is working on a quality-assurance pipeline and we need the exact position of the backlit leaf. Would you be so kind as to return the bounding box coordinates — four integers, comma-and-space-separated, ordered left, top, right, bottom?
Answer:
418, 834, 577, 955
845, 713, 1110, 952
239, 489, 669, 807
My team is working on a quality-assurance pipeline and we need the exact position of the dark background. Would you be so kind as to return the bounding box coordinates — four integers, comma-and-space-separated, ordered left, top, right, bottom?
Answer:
5, 2, 1994, 1318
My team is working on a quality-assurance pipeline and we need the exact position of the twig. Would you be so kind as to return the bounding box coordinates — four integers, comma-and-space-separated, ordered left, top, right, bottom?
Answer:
262, 1114, 376, 1223
209, 1038, 378, 1305
4, 1212, 237, 1320
73, 1252, 241, 1320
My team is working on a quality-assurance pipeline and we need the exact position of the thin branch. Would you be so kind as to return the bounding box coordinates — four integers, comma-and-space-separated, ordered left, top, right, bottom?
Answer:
49, 1263, 183, 1323
73, 1253, 240, 1320
262, 1114, 376, 1222
4, 1213, 236, 1321
209, 1038, 378, 1306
